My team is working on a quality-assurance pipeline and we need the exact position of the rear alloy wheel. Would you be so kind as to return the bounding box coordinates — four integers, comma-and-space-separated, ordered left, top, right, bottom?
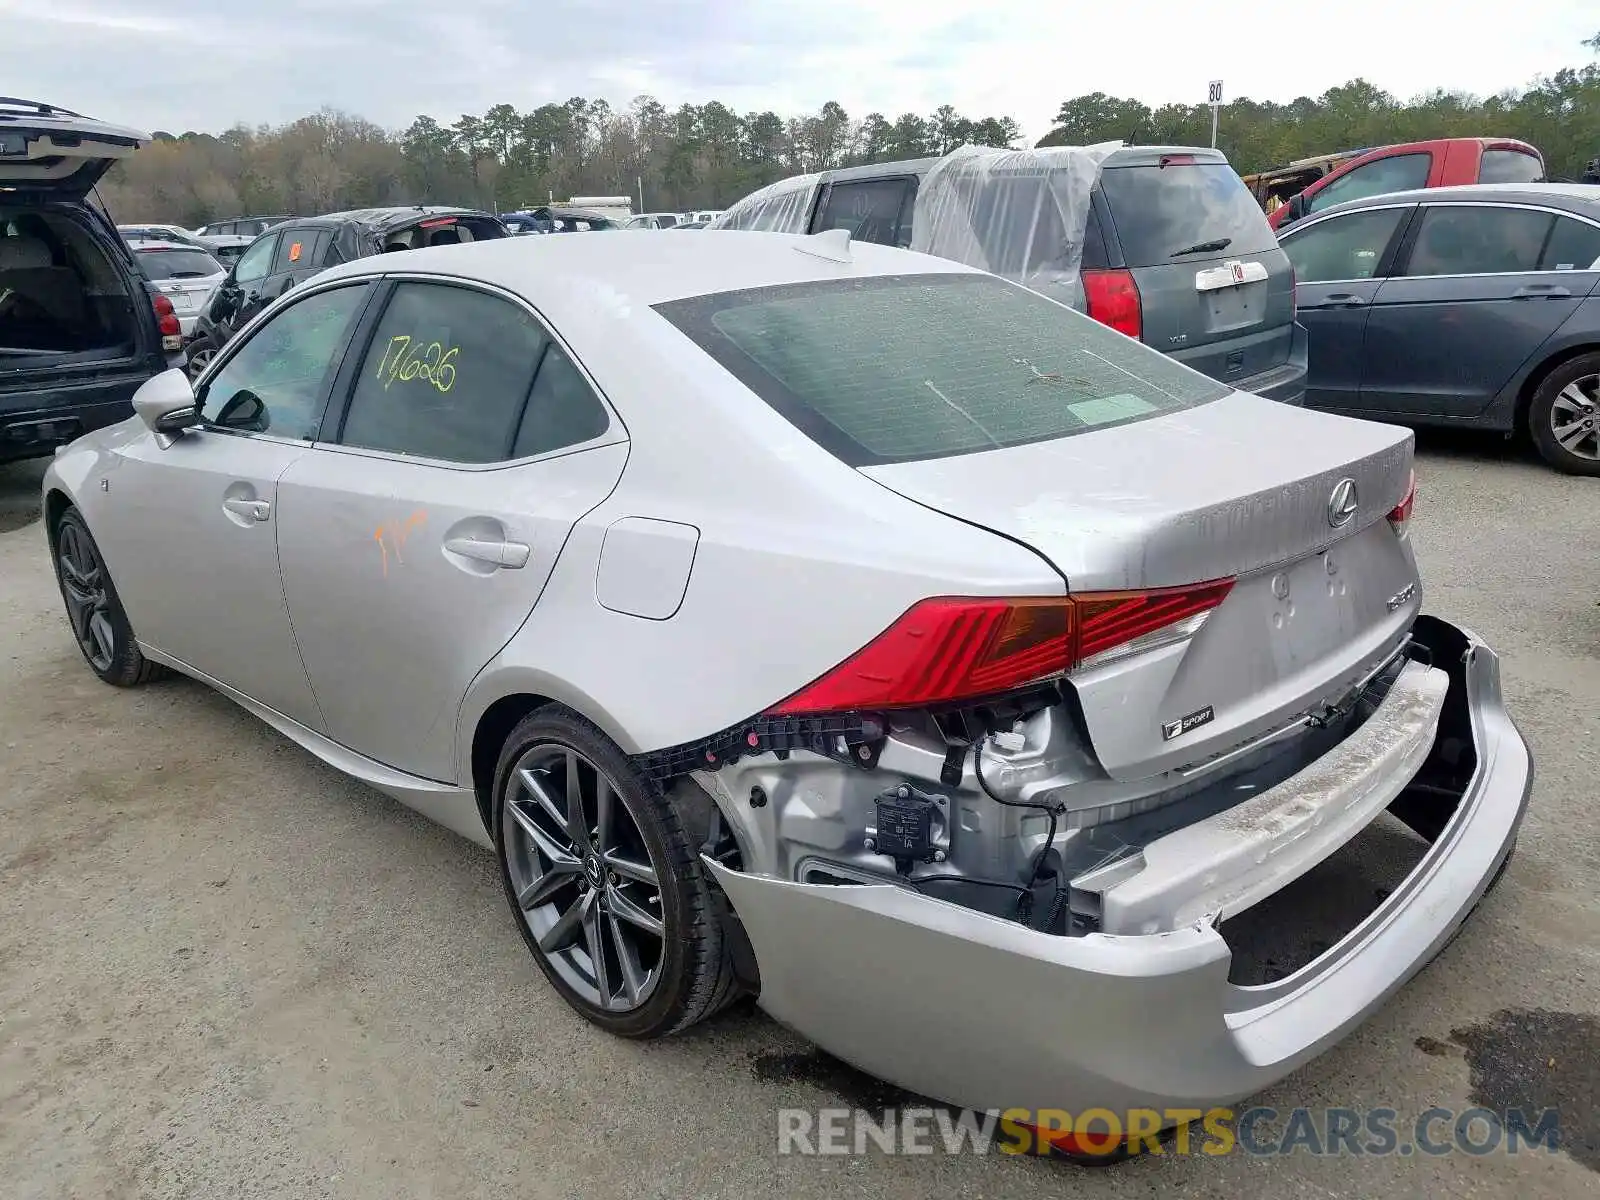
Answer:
184, 334, 218, 381
1529, 355, 1600, 475
493, 708, 741, 1037
52, 507, 162, 687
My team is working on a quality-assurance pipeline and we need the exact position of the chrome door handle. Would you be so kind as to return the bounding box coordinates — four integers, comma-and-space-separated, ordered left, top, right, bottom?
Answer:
1320, 292, 1367, 307
444, 535, 530, 569
223, 498, 271, 522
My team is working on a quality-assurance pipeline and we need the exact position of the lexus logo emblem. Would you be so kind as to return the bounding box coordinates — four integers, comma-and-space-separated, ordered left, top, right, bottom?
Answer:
1327, 478, 1359, 528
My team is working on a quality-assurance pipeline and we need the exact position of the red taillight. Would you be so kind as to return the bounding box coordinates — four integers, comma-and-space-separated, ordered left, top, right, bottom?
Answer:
152, 292, 182, 351
764, 581, 1234, 716
1387, 469, 1416, 538
1081, 269, 1142, 340
1158, 153, 1198, 167
418, 216, 458, 228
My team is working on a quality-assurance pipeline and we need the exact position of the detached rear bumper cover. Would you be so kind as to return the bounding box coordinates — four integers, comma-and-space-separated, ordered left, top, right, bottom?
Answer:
706, 618, 1530, 1115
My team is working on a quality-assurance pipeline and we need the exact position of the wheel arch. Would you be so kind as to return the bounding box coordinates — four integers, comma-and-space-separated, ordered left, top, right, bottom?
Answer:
43, 486, 74, 540
1513, 342, 1600, 433
463, 674, 642, 836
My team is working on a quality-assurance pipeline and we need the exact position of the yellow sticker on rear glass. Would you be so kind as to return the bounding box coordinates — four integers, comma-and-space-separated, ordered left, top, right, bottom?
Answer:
289, 242, 303, 262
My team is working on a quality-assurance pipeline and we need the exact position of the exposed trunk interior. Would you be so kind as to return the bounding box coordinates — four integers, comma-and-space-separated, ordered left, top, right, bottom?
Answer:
0, 208, 136, 365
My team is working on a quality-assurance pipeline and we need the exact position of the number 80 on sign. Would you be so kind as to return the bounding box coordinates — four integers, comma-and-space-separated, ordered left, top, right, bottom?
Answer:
1208, 80, 1224, 105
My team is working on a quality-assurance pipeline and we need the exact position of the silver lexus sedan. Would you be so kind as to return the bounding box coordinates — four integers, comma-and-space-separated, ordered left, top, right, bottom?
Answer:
41, 229, 1531, 1142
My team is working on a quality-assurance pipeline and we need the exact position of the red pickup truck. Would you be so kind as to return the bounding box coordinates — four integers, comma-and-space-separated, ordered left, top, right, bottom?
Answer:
1269, 137, 1544, 230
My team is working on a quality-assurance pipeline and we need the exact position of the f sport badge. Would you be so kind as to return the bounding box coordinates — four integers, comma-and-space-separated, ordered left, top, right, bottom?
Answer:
1162, 705, 1215, 741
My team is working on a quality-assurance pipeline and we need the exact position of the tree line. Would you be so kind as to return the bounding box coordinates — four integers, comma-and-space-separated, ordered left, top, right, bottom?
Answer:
102, 34, 1600, 226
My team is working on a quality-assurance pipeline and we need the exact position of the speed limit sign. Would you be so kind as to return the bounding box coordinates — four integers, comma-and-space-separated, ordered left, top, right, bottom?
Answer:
1208, 80, 1224, 105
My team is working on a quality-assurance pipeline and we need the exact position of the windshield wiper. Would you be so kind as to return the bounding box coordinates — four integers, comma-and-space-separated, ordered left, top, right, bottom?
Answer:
1170, 237, 1232, 257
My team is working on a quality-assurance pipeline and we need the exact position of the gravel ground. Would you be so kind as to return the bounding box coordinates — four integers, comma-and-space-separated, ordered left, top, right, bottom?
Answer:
2, 432, 1597, 1199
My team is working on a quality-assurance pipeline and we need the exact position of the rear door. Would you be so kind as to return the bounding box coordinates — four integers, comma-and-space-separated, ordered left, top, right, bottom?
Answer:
275, 277, 627, 782
1280, 204, 1416, 409
1361, 203, 1584, 417
261, 226, 331, 304
1097, 156, 1293, 387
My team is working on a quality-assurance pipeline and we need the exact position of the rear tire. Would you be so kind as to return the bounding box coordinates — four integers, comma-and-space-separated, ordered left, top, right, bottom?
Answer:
493, 706, 742, 1038
1527, 354, 1600, 475
51, 506, 163, 687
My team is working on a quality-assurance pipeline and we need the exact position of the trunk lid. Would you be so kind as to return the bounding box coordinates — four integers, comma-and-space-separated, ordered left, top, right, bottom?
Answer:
1095, 158, 1296, 386
0, 99, 146, 197
861, 393, 1419, 779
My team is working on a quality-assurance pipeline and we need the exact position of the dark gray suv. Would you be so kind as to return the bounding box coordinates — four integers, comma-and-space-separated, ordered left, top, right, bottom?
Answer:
710, 146, 1307, 403
0, 99, 180, 464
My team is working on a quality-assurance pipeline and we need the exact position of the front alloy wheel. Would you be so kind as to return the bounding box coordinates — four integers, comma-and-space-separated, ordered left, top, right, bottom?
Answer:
51, 507, 162, 687
493, 707, 742, 1038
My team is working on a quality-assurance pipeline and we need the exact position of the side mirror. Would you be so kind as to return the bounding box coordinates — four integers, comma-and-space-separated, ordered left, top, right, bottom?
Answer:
1283, 192, 1307, 224
132, 368, 200, 436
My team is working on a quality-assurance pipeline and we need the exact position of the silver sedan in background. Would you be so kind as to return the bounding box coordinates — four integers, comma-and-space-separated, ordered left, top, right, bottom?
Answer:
124, 239, 227, 338
39, 230, 1531, 1146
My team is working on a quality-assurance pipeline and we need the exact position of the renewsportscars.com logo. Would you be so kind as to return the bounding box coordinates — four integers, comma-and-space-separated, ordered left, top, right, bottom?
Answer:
776, 1105, 1564, 1158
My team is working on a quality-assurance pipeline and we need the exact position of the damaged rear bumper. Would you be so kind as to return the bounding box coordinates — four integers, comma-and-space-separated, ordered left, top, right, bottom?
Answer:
705, 616, 1530, 1115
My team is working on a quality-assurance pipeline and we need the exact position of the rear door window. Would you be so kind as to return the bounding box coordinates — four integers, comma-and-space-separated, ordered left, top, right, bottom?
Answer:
337, 281, 547, 463
1308, 153, 1431, 214
815, 179, 915, 247
1403, 206, 1553, 276
654, 273, 1225, 466
271, 229, 330, 274
1478, 150, 1544, 184
1096, 162, 1277, 266
1539, 215, 1600, 271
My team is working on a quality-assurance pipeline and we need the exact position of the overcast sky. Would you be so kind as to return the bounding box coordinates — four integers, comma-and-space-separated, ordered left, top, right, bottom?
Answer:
1, 0, 1595, 142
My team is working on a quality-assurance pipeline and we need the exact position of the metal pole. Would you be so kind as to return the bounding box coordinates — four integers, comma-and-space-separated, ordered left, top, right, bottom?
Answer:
637, 175, 644, 213
1210, 104, 1219, 148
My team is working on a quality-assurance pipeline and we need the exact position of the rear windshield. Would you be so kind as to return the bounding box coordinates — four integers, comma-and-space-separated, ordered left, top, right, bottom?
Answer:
137, 248, 222, 279
1098, 162, 1278, 266
1478, 149, 1544, 184
655, 274, 1226, 466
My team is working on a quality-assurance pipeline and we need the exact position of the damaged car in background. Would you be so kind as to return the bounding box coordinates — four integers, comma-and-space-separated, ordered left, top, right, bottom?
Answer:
40, 225, 1531, 1150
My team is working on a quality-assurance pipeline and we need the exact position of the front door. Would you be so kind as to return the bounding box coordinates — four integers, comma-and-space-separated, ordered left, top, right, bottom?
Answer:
98, 280, 375, 726
210, 231, 280, 344
1361, 203, 1585, 418
274, 278, 627, 781
1279, 204, 1415, 411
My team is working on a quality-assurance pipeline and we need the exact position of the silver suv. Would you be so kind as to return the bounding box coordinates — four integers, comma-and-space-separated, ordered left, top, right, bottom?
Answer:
712, 146, 1307, 402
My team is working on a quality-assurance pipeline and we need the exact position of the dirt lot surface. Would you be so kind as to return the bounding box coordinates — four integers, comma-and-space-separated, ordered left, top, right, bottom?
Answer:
2, 435, 1597, 1199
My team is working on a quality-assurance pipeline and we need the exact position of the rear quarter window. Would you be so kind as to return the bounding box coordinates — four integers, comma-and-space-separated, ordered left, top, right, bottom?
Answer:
654, 274, 1226, 466
1097, 162, 1278, 266
1478, 150, 1544, 184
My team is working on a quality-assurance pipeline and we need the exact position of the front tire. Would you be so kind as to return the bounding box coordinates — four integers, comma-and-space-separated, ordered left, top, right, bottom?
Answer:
184, 333, 219, 381
52, 507, 163, 687
1528, 355, 1600, 475
493, 707, 741, 1038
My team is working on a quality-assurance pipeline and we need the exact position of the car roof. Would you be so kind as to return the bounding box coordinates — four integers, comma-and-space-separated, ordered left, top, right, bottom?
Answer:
312, 228, 979, 310
284, 206, 493, 232
1294, 182, 1600, 221
820, 144, 1229, 186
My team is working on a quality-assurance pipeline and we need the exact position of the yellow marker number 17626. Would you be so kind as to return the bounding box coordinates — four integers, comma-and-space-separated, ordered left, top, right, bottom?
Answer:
374, 334, 459, 394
